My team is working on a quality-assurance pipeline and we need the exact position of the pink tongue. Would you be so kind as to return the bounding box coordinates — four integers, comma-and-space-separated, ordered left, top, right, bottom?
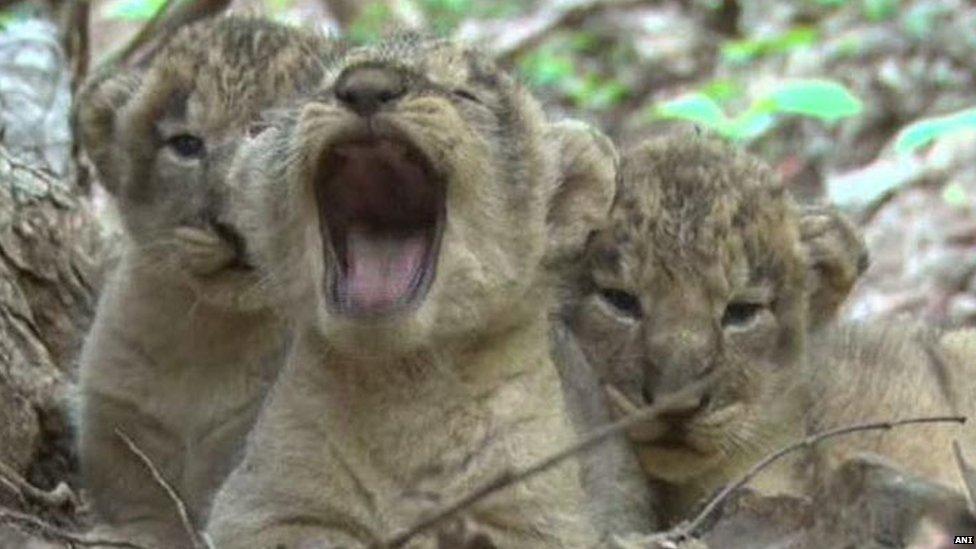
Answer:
342, 227, 428, 312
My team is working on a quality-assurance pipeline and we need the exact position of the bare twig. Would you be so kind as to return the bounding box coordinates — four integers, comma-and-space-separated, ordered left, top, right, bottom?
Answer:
635, 415, 968, 545
62, 0, 92, 191
115, 429, 214, 549
0, 460, 77, 510
99, 0, 178, 70
380, 378, 710, 548
0, 507, 146, 548
60, 0, 91, 94
460, 0, 662, 64
98, 0, 231, 72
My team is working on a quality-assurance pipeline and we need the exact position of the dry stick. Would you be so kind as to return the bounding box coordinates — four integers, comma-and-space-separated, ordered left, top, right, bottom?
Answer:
115, 429, 214, 549
63, 0, 92, 191
61, 0, 91, 93
380, 379, 711, 549
98, 0, 177, 70
648, 415, 968, 543
0, 507, 146, 548
0, 460, 77, 509
495, 0, 662, 63
98, 0, 230, 73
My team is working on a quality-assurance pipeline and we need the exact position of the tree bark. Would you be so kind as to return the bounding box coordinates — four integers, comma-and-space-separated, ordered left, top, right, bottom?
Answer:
0, 159, 102, 499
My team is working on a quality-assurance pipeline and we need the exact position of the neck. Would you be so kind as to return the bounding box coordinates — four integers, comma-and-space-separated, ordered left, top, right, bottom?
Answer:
286, 313, 559, 468
300, 312, 550, 395
103, 251, 278, 364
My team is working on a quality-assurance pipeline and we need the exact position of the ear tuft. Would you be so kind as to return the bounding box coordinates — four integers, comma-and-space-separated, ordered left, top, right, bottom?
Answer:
544, 119, 618, 268
799, 203, 868, 330
74, 70, 142, 195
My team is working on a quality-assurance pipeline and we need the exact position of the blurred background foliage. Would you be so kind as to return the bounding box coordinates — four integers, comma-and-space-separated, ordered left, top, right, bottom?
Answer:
56, 0, 976, 176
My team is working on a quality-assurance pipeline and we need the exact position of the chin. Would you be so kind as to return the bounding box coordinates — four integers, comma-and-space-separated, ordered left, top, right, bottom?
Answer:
315, 299, 435, 357
185, 272, 266, 312
638, 443, 722, 484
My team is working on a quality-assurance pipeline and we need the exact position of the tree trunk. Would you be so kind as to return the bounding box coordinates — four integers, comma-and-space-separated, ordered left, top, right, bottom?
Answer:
0, 162, 103, 499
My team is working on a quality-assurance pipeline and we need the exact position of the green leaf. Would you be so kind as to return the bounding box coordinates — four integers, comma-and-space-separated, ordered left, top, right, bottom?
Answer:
862, 0, 898, 21
519, 49, 575, 88
894, 107, 976, 155
721, 26, 818, 64
701, 79, 742, 103
724, 111, 776, 141
764, 79, 863, 121
104, 0, 169, 21
265, 0, 293, 13
827, 156, 923, 209
942, 182, 969, 208
581, 81, 630, 111
348, 3, 395, 44
722, 39, 764, 63
653, 93, 728, 129
769, 27, 818, 54
903, 4, 941, 39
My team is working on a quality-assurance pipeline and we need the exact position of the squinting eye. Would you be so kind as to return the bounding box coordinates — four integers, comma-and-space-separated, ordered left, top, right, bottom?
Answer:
721, 302, 765, 328
453, 88, 482, 104
165, 134, 205, 159
598, 288, 642, 319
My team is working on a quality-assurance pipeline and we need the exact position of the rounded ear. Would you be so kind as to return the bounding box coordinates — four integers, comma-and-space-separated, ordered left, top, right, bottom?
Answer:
73, 70, 142, 195
799, 203, 868, 330
543, 119, 618, 268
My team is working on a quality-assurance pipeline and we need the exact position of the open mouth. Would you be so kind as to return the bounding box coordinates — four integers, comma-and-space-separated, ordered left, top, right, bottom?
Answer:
314, 135, 445, 317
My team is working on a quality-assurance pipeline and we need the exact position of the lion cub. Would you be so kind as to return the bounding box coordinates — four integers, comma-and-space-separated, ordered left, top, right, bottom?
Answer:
566, 133, 974, 525
74, 17, 339, 546
205, 36, 617, 548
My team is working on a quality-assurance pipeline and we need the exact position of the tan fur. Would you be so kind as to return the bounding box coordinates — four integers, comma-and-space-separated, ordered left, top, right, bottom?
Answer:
565, 133, 875, 524
74, 17, 341, 547
806, 320, 976, 493
544, 121, 657, 539
205, 36, 615, 548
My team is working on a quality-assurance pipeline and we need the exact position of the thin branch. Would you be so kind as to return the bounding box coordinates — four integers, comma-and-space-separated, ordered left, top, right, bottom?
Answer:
61, 0, 91, 94
468, 0, 663, 64
639, 415, 968, 545
98, 0, 231, 72
0, 507, 146, 548
98, 0, 178, 70
63, 0, 92, 191
0, 460, 77, 510
115, 429, 214, 549
380, 378, 711, 548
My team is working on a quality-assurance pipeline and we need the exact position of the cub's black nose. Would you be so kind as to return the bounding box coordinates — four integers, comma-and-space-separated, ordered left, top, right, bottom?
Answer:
335, 65, 406, 116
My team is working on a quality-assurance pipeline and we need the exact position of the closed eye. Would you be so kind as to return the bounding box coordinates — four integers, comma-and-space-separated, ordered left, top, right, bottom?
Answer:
721, 302, 765, 328
453, 88, 483, 104
598, 288, 642, 319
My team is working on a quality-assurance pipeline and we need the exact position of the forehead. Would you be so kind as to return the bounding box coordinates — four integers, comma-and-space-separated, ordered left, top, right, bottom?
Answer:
338, 36, 496, 86
145, 19, 330, 130
590, 137, 790, 287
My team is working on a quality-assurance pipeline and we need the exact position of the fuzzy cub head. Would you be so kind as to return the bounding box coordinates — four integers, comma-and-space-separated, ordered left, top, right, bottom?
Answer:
235, 35, 616, 356
568, 133, 864, 484
75, 16, 338, 309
